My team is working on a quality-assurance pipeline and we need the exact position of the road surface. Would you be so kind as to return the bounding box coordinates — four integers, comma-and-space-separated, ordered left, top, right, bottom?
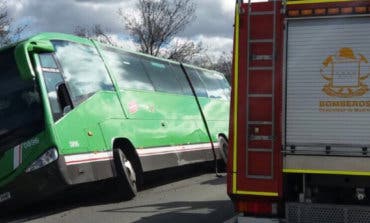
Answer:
1, 164, 235, 223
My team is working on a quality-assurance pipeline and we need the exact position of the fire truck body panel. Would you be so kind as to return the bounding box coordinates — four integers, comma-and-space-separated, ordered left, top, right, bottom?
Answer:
228, 1, 284, 215
229, 0, 370, 219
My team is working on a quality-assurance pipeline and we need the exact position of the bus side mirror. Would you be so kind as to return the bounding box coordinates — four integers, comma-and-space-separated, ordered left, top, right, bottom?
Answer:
15, 40, 55, 80
57, 83, 73, 115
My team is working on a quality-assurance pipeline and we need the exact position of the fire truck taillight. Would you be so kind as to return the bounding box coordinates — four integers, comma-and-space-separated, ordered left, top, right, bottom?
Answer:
301, 9, 313, 16
355, 6, 367, 13
341, 7, 353, 14
328, 8, 340, 15
314, 8, 326, 15
288, 10, 299, 16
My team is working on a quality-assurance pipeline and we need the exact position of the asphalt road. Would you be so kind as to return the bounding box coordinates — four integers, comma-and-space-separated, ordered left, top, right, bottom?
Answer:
1, 164, 235, 223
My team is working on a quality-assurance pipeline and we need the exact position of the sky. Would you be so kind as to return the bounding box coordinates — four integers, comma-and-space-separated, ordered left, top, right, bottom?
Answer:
7, 0, 236, 60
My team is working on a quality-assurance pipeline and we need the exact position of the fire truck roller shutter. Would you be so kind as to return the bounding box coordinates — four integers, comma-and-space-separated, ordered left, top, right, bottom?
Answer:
286, 17, 370, 155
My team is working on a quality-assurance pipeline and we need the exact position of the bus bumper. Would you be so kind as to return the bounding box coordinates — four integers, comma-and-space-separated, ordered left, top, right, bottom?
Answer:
0, 159, 67, 212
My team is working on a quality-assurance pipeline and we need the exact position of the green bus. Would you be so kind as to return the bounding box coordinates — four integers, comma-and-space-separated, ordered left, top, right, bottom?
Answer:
0, 33, 230, 208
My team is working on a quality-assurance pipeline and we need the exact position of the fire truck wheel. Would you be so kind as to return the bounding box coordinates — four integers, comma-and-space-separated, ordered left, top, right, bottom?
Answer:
113, 148, 137, 200
218, 136, 228, 164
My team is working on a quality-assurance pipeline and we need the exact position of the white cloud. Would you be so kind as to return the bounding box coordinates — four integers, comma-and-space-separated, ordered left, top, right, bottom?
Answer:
6, 0, 235, 62
195, 35, 233, 59
220, 0, 234, 15
108, 34, 137, 51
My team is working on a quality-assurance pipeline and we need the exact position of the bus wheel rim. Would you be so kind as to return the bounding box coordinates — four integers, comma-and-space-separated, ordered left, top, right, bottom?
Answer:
124, 158, 136, 185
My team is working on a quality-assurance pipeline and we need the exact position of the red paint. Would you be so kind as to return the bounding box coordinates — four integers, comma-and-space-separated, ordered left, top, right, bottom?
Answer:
228, 0, 284, 216
128, 101, 138, 114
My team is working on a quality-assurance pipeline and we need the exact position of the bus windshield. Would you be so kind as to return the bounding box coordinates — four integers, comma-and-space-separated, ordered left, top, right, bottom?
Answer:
0, 47, 44, 152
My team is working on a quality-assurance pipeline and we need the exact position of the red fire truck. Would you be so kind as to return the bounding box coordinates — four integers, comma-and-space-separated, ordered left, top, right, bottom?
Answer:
228, 0, 370, 222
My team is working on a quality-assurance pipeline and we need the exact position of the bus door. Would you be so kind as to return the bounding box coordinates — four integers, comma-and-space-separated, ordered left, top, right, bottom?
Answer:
37, 52, 90, 155
38, 40, 122, 181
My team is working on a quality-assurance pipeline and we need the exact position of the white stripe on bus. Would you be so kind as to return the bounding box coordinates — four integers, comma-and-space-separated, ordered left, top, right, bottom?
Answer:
137, 142, 219, 157
63, 143, 219, 165
64, 151, 113, 166
13, 145, 22, 170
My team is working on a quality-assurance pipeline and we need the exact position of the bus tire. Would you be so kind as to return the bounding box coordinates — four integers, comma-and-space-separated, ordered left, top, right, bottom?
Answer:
219, 136, 228, 164
113, 148, 137, 200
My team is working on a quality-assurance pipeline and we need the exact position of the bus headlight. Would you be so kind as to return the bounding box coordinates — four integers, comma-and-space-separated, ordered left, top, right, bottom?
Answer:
25, 148, 58, 173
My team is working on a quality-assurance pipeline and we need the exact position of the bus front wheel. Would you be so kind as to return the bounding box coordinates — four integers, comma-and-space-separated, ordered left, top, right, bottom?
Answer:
219, 136, 228, 164
114, 148, 137, 200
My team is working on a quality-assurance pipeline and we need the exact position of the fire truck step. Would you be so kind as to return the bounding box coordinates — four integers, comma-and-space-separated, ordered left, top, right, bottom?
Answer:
250, 39, 274, 43
248, 148, 273, 152
250, 11, 275, 15
249, 66, 273, 71
247, 175, 273, 179
252, 55, 273, 60
249, 135, 273, 141
248, 121, 272, 125
248, 94, 273, 98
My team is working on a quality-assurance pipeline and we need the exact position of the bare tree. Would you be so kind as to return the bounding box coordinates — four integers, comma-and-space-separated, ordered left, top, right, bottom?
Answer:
166, 40, 204, 63
214, 52, 232, 83
120, 0, 202, 61
193, 52, 232, 83
74, 24, 113, 45
0, 1, 27, 46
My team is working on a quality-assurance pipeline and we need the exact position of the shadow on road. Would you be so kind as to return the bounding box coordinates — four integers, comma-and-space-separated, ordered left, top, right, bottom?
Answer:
0, 181, 122, 223
200, 175, 227, 186
100, 200, 234, 223
0, 162, 222, 223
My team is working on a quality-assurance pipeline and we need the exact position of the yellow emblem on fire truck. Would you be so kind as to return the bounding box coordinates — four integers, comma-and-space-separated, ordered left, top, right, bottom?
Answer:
321, 48, 370, 98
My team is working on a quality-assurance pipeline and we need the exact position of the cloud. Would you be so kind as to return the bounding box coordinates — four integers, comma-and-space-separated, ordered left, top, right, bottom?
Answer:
108, 34, 137, 50
195, 35, 233, 59
8, 0, 130, 35
74, 0, 122, 3
6, 0, 234, 61
8, 0, 234, 36
221, 0, 235, 15
182, 0, 234, 39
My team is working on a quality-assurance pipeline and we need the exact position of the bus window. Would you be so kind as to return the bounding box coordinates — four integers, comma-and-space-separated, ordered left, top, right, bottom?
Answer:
39, 54, 58, 69
183, 66, 208, 97
53, 41, 114, 105
168, 64, 193, 95
0, 47, 44, 151
140, 57, 184, 94
219, 74, 231, 99
39, 53, 64, 120
102, 48, 154, 91
197, 69, 230, 100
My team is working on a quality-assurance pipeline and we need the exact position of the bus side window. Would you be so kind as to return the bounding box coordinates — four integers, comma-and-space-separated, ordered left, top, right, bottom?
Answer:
168, 64, 193, 96
219, 74, 231, 100
140, 57, 184, 94
102, 48, 155, 91
39, 53, 64, 121
39, 54, 58, 69
183, 67, 208, 98
53, 41, 114, 106
197, 69, 229, 100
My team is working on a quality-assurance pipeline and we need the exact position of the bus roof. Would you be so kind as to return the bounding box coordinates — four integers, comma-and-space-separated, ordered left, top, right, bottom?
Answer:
10, 32, 226, 77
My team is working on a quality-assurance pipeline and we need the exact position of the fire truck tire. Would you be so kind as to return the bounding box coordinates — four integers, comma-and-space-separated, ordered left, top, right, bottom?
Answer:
113, 148, 137, 200
218, 136, 228, 164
